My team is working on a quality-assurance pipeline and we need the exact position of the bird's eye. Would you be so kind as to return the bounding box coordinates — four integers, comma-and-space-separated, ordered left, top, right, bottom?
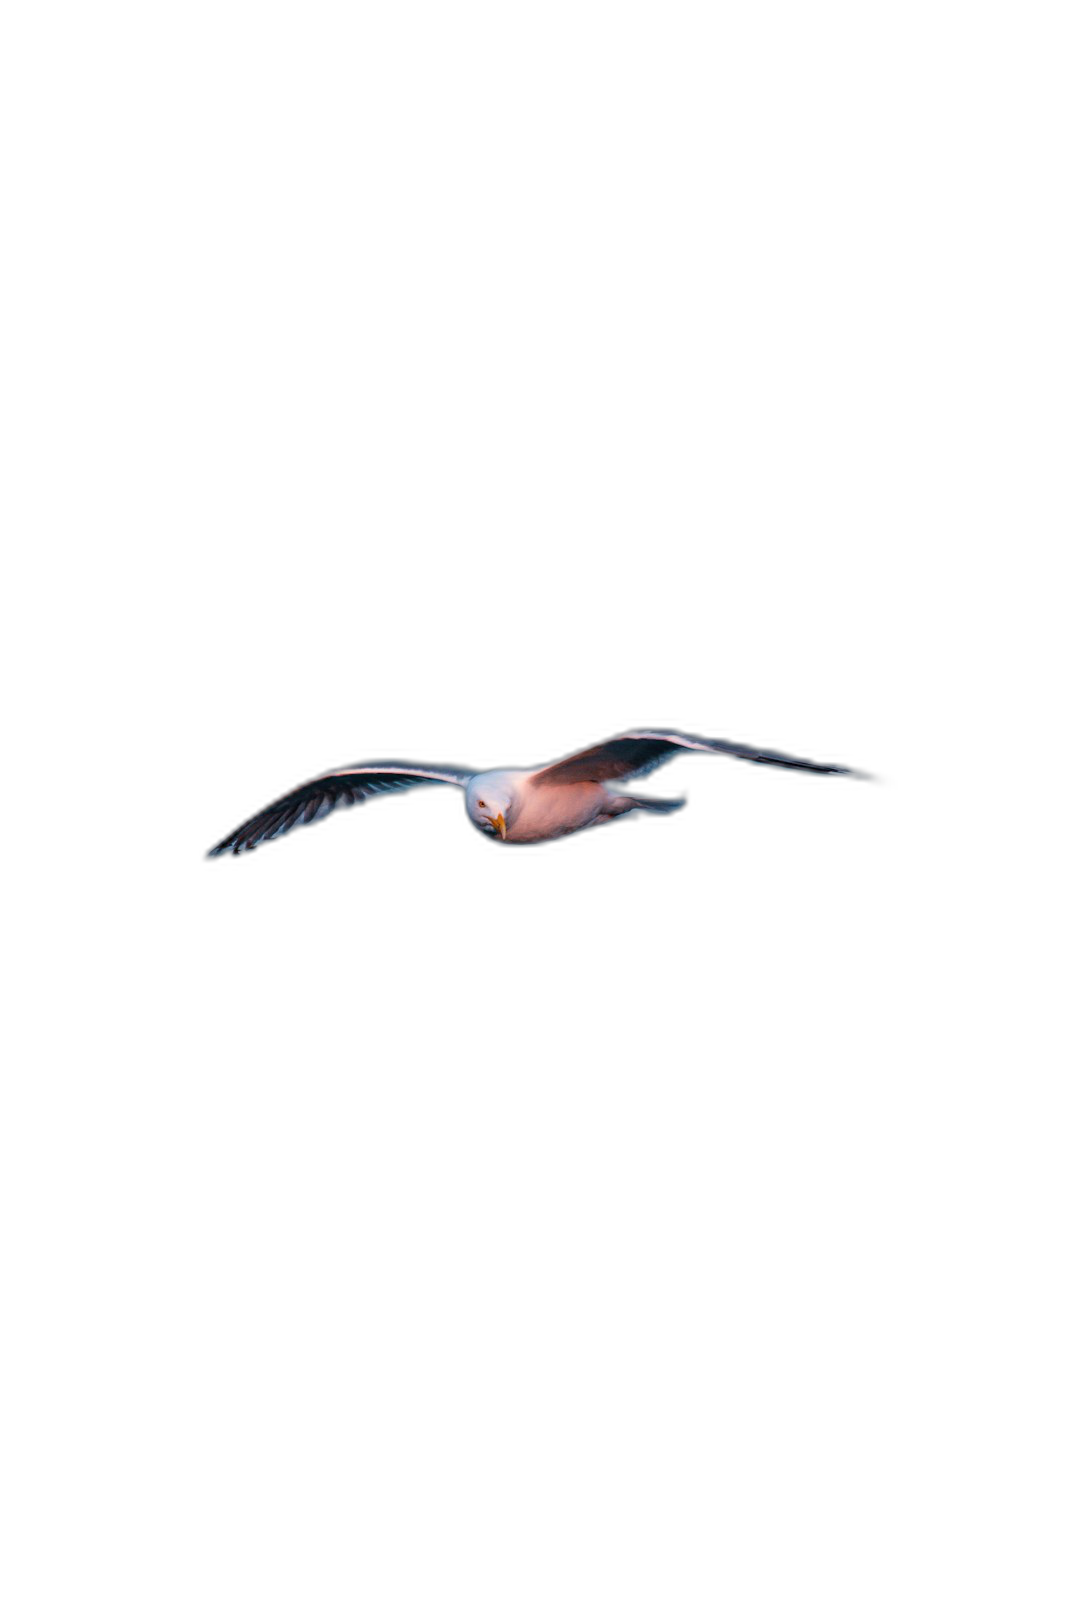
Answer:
477, 799, 485, 808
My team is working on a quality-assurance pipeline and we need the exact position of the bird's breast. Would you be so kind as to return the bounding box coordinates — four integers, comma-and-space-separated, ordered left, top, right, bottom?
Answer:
505, 779, 608, 843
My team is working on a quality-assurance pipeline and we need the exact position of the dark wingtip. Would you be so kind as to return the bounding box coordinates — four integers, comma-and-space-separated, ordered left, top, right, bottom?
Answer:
804, 765, 871, 779
786, 759, 870, 778
206, 834, 252, 858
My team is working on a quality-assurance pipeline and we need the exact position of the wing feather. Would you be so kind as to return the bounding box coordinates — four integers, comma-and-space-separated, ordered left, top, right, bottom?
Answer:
531, 729, 855, 786
208, 762, 471, 856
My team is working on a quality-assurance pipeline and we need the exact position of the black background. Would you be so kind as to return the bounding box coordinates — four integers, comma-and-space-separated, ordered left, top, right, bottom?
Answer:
149, 22, 945, 1542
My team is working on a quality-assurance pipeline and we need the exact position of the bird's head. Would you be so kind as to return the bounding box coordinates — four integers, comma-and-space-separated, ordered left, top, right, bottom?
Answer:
466, 773, 515, 840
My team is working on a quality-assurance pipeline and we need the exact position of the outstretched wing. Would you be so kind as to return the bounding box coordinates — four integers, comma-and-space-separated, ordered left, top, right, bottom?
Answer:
531, 728, 855, 786
207, 762, 472, 856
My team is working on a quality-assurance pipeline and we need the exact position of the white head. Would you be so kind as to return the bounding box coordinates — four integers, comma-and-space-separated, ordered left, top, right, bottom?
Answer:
465, 771, 516, 840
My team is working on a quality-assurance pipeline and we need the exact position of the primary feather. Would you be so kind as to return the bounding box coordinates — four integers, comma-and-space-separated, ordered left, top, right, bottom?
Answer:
207, 763, 470, 856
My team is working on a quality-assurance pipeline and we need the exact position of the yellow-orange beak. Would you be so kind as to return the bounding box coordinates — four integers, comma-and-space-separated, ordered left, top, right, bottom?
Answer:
493, 811, 507, 840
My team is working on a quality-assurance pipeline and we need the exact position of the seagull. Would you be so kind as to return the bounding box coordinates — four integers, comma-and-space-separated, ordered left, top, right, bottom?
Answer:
208, 728, 859, 855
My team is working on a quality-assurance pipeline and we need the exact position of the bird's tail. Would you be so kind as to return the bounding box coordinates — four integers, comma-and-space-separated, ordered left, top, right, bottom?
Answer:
621, 793, 687, 815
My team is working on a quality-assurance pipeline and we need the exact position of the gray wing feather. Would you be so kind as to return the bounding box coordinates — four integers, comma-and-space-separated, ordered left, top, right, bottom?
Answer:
208, 762, 472, 856
531, 729, 855, 786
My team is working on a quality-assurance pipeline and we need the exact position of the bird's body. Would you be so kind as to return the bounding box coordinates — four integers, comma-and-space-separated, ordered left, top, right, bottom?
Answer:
465, 774, 685, 842
208, 728, 860, 858
469, 771, 607, 843
523, 780, 623, 842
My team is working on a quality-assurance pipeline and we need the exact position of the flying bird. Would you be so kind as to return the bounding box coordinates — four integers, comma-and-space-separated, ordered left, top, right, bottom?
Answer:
207, 728, 859, 855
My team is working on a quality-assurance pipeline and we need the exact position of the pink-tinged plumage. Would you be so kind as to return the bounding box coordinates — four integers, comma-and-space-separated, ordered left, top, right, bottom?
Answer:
207, 727, 860, 856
